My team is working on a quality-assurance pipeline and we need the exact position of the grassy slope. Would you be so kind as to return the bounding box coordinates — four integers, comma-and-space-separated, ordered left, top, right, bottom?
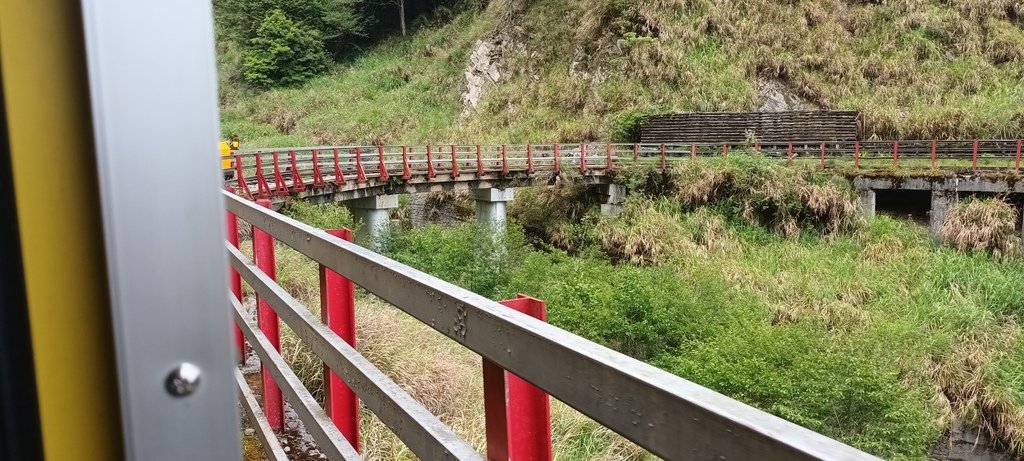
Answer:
219, 0, 1024, 147
266, 183, 1024, 460
383, 203, 1024, 460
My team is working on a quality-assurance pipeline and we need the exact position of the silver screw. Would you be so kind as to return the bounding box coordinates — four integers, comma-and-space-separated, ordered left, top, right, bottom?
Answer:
165, 362, 201, 397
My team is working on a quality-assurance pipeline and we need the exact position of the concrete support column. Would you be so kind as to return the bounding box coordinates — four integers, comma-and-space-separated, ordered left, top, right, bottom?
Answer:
857, 188, 876, 218
929, 190, 958, 238
469, 188, 515, 234
600, 184, 628, 216
347, 194, 399, 249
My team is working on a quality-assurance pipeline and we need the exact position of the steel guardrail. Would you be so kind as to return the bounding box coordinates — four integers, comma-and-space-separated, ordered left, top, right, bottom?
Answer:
223, 190, 880, 460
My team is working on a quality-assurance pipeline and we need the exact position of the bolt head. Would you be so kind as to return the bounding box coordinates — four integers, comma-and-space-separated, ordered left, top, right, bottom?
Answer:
165, 362, 201, 397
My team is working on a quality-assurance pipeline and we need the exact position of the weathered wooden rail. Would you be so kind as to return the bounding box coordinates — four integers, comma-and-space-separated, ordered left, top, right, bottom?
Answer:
223, 190, 881, 460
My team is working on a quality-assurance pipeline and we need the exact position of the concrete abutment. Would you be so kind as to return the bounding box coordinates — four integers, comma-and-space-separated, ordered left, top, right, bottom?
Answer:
469, 188, 515, 234
346, 194, 399, 249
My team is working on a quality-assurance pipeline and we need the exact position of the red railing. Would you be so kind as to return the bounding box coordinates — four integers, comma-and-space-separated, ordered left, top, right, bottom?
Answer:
225, 203, 554, 459
227, 140, 1023, 199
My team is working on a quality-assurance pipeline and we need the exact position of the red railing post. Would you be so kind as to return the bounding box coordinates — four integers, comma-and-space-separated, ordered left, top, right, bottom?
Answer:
1016, 139, 1021, 173
450, 144, 460, 177
931, 140, 937, 170
378, 145, 390, 181
820, 142, 826, 169
892, 141, 899, 169
254, 199, 283, 431
754, 142, 759, 154
272, 152, 288, 196
526, 144, 534, 174
289, 151, 306, 192
401, 146, 412, 180
426, 144, 436, 178
255, 153, 271, 198
633, 143, 639, 162
723, 142, 728, 159
476, 145, 484, 176
606, 143, 613, 170
226, 189, 244, 363
552, 144, 560, 174
972, 139, 979, 172
355, 147, 367, 183
483, 294, 553, 461
660, 143, 666, 172
690, 143, 695, 160
502, 144, 509, 175
332, 148, 347, 186
853, 141, 859, 170
579, 143, 587, 174
321, 228, 358, 449
235, 154, 252, 199
311, 149, 325, 189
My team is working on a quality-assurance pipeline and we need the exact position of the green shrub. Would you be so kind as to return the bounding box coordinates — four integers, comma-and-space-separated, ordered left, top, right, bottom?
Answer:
381, 223, 528, 299
242, 10, 331, 88
657, 324, 939, 460
279, 199, 357, 231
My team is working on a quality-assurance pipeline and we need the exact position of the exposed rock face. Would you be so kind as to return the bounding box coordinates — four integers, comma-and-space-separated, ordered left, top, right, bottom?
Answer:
931, 420, 1016, 461
461, 38, 503, 115
757, 78, 818, 112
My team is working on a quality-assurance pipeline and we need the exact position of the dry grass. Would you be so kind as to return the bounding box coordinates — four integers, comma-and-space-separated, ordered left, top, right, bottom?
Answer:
939, 198, 1023, 260
242, 240, 652, 459
926, 318, 1024, 454
671, 157, 864, 239
594, 198, 734, 265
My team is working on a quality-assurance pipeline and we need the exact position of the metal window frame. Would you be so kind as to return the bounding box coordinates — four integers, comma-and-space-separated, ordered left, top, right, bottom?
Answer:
79, 1, 240, 458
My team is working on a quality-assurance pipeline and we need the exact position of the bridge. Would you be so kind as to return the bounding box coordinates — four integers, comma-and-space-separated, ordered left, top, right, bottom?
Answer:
228, 139, 1024, 241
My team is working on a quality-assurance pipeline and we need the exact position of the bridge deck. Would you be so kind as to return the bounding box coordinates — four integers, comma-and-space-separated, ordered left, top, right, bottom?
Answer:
225, 141, 1023, 204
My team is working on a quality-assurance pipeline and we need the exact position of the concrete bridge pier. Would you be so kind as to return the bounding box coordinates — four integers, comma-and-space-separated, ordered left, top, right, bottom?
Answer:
600, 184, 627, 216
929, 190, 958, 238
858, 188, 876, 218
348, 194, 399, 249
470, 188, 514, 234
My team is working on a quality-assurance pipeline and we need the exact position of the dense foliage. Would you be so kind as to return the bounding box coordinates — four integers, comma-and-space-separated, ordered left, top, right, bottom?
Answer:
241, 10, 332, 87
382, 212, 1024, 460
371, 157, 1024, 459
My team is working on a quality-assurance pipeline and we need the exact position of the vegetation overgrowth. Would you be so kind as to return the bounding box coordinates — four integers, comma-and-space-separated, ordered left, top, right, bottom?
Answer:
374, 159, 1024, 460
239, 205, 650, 460
940, 197, 1023, 260
245, 158, 1024, 461
218, 0, 1024, 146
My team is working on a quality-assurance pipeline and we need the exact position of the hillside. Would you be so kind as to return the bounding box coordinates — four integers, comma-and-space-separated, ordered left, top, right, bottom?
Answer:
218, 0, 1024, 147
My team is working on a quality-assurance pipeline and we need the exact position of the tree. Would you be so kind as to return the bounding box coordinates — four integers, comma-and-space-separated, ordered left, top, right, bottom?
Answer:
242, 10, 330, 87
215, 0, 366, 57
398, 0, 406, 36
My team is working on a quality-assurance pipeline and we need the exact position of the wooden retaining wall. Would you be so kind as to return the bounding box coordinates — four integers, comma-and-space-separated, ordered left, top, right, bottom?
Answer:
640, 111, 860, 143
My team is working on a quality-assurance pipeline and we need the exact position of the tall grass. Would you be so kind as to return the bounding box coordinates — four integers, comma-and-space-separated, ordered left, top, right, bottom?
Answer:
940, 197, 1023, 260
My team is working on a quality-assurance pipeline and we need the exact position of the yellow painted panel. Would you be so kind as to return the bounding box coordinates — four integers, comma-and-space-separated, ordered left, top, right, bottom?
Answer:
0, 1, 123, 459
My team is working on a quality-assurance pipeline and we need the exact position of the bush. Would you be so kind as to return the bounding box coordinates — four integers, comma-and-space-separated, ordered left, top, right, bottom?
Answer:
939, 197, 1022, 260
242, 10, 331, 88
381, 223, 528, 299
670, 155, 864, 238
657, 325, 939, 460
279, 199, 357, 231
